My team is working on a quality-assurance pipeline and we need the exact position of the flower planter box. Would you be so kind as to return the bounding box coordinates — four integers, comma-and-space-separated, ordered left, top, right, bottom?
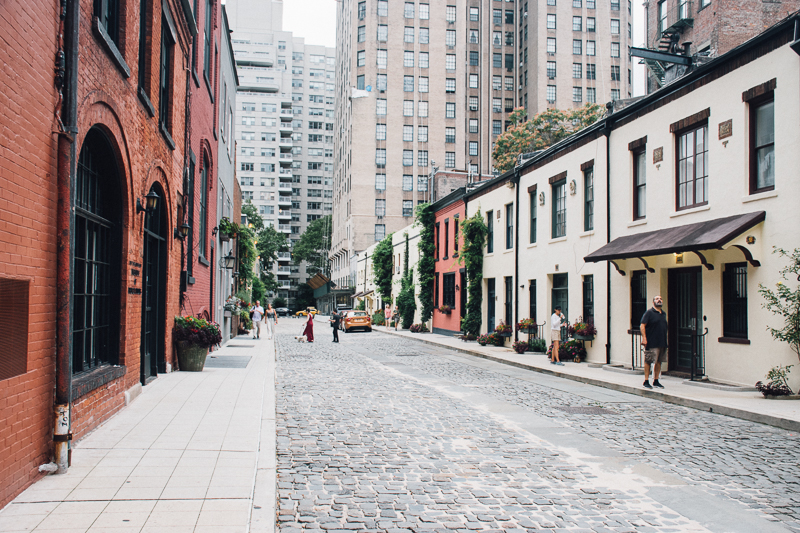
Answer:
177, 342, 209, 372
439, 309, 452, 315
224, 310, 232, 318
573, 334, 595, 341
763, 394, 800, 400
520, 327, 537, 335
220, 234, 231, 243
497, 331, 513, 338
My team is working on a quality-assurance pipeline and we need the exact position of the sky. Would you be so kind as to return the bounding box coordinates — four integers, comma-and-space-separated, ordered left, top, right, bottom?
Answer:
282, 0, 338, 48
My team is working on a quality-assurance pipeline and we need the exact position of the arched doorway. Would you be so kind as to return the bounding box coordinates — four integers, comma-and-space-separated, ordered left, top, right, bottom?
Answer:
73, 128, 122, 375
141, 183, 167, 383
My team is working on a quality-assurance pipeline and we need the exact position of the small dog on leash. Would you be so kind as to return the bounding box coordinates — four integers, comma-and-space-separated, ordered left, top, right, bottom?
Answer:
294, 335, 307, 343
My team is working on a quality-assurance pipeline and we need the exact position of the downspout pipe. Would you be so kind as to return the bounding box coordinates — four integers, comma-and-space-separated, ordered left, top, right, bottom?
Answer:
513, 170, 520, 342
55, 0, 80, 474
602, 103, 614, 365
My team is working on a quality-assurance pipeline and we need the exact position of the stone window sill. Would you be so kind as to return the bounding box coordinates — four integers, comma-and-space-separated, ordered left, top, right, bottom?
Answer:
72, 365, 127, 400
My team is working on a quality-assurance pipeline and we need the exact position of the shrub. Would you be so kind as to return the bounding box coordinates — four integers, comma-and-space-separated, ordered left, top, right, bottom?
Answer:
491, 333, 505, 346
529, 338, 548, 353
547, 340, 586, 361
238, 309, 253, 330
755, 364, 794, 397
372, 310, 386, 326
410, 323, 429, 333
758, 247, 800, 363
173, 316, 222, 349
477, 333, 494, 346
512, 340, 529, 354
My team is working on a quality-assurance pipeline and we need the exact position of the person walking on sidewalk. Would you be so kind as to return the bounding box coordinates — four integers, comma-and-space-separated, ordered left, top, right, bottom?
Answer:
264, 303, 277, 339
641, 295, 668, 389
393, 305, 399, 331
302, 311, 315, 342
330, 308, 341, 343
384, 304, 392, 331
251, 301, 264, 339
550, 306, 565, 366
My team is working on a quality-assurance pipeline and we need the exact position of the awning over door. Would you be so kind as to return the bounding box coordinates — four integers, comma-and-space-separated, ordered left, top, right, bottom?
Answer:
584, 211, 765, 263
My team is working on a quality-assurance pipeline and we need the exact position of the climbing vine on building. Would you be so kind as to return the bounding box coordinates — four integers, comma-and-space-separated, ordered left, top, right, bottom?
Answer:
459, 211, 488, 336
372, 232, 394, 305
397, 232, 417, 329
415, 203, 435, 324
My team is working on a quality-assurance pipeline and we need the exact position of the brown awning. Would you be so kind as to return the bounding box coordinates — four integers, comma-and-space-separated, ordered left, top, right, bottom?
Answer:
307, 273, 330, 290
584, 211, 765, 263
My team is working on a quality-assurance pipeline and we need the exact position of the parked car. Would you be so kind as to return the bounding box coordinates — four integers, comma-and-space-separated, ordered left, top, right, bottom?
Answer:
295, 307, 318, 317
275, 307, 290, 317
342, 310, 372, 333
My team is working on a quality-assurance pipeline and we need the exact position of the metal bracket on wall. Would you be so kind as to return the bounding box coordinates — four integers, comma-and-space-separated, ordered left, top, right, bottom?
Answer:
730, 245, 761, 268
637, 257, 655, 273
610, 260, 626, 276
692, 251, 715, 270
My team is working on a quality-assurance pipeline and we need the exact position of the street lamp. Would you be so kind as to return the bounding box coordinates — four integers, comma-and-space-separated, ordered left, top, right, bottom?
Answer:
136, 190, 160, 214
220, 251, 236, 270
174, 223, 190, 240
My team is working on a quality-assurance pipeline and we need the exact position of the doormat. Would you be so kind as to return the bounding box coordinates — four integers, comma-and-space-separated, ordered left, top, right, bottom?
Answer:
555, 406, 617, 415
204, 356, 251, 368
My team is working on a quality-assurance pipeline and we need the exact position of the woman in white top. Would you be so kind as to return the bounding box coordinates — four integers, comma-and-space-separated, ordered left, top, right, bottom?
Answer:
264, 304, 277, 339
550, 306, 565, 366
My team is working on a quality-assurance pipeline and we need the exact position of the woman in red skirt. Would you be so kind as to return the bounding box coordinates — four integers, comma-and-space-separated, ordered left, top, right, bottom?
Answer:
303, 312, 315, 342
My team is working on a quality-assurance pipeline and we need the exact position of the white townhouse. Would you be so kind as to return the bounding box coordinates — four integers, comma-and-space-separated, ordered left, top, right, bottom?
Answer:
474, 14, 800, 387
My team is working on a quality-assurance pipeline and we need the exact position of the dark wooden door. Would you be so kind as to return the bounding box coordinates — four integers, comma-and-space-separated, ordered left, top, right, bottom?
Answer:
668, 267, 701, 374
141, 189, 167, 384
551, 273, 568, 334
487, 278, 495, 332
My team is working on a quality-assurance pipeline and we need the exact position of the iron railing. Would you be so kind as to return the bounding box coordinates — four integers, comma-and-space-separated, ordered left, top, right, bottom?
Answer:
691, 327, 708, 381
630, 330, 644, 370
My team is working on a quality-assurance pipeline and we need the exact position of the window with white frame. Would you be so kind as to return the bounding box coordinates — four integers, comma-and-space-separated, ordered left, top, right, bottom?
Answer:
404, 26, 414, 43
403, 125, 413, 142
573, 16, 582, 31
493, 75, 502, 90
375, 224, 385, 241
469, 119, 478, 133
572, 86, 582, 102
403, 175, 414, 191
404, 2, 414, 18
377, 49, 387, 67
403, 150, 413, 166
418, 126, 428, 142
404, 51, 414, 67
377, 25, 388, 41
446, 54, 456, 70
419, 101, 429, 117
546, 85, 556, 103
547, 14, 556, 29
375, 149, 386, 167
446, 30, 456, 47
419, 52, 429, 68
611, 42, 620, 57
418, 150, 428, 166
418, 176, 428, 191
468, 141, 478, 156
403, 100, 414, 116
492, 98, 501, 112
611, 19, 620, 34
469, 74, 478, 88
420, 27, 429, 43
420, 3, 429, 19
445, 102, 455, 118
547, 38, 556, 54
376, 123, 386, 140
445, 152, 455, 167
445, 78, 456, 93
573, 39, 582, 55
375, 173, 386, 190
376, 98, 386, 115
377, 0, 387, 16
445, 127, 455, 143
446, 5, 456, 22
586, 40, 596, 56
404, 76, 414, 92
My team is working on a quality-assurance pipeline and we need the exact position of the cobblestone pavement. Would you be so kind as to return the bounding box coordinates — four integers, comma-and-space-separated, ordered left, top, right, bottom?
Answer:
275, 325, 800, 533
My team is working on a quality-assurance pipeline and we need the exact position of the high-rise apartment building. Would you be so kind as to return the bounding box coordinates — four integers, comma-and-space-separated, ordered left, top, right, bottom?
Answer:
226, 0, 335, 306
331, 0, 519, 288
519, 0, 632, 113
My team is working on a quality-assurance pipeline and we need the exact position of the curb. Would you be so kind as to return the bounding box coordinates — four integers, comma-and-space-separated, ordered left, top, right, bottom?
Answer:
376, 329, 800, 433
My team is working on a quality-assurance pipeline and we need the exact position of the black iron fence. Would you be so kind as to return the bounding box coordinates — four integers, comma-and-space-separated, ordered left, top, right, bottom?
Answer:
630, 330, 644, 370
691, 327, 708, 381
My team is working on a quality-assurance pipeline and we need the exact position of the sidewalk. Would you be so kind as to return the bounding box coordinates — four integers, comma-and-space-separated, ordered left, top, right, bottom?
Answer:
376, 326, 800, 432
0, 334, 276, 533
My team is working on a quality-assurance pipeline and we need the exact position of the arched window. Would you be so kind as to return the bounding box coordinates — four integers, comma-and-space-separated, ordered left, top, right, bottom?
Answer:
73, 129, 122, 374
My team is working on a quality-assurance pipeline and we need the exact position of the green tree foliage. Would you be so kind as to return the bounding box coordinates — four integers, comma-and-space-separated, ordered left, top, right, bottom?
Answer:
236, 224, 258, 291
292, 215, 332, 276
257, 225, 289, 294
295, 283, 316, 310
372, 232, 394, 305
271, 296, 287, 309
238, 201, 289, 295
251, 277, 265, 304
759, 247, 800, 362
415, 203, 435, 324
492, 104, 606, 173
397, 233, 417, 329
459, 211, 488, 336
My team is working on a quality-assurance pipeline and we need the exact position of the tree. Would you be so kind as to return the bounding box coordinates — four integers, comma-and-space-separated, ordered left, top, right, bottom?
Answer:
241, 201, 264, 231
295, 283, 316, 310
397, 233, 417, 329
492, 104, 606, 173
459, 211, 488, 336
292, 215, 332, 276
415, 203, 435, 324
759, 247, 800, 362
257, 225, 289, 294
372, 232, 394, 305
271, 296, 287, 309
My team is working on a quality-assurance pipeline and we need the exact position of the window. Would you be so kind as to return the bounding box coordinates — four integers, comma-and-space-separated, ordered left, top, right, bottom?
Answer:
611, 42, 620, 57
573, 16, 582, 31
376, 25, 388, 42
357, 25, 365, 42
418, 150, 428, 166
375, 173, 386, 190
469, 74, 478, 89
420, 3, 429, 19
404, 76, 414, 92
443, 273, 456, 307
376, 98, 387, 115
420, 27, 429, 43
376, 123, 386, 140
630, 270, 647, 330
573, 0, 582, 6
582, 275, 594, 325
418, 126, 428, 142
505, 276, 513, 326
445, 151, 455, 167
469, 119, 478, 133
446, 30, 456, 47
405, 26, 415, 43
445, 127, 455, 143
468, 96, 478, 111
505, 98, 513, 112
419, 52, 429, 68
493, 75, 502, 90
584, 166, 594, 231
493, 53, 502, 68
377, 0, 388, 16
377, 49, 387, 68
158, 15, 174, 136
418, 176, 428, 191
445, 78, 456, 93
611, 0, 620, 9
403, 150, 413, 166
377, 73, 387, 91
375, 149, 386, 167
586, 40, 596, 56
587, 0, 596, 6
375, 224, 385, 241
446, 5, 456, 23
375, 199, 386, 217
357, 50, 365, 67
403, 175, 414, 191
611, 65, 621, 81
403, 200, 413, 217
547, 0, 556, 4
493, 9, 502, 24
611, 19, 620, 34
419, 101, 429, 117
404, 51, 414, 67
356, 74, 365, 90
587, 17, 596, 32
404, 125, 414, 142
585, 64, 597, 81
486, 210, 494, 253
750, 95, 775, 193
505, 31, 514, 46
630, 148, 647, 220
443, 220, 449, 257
505, 53, 514, 71
552, 179, 566, 238
677, 123, 708, 209
358, 1, 365, 19
469, 6, 479, 21
492, 98, 502, 113
547, 14, 556, 29
404, 2, 414, 18
572, 63, 582, 79
546, 85, 556, 103
572, 87, 582, 102
722, 263, 748, 339
445, 102, 455, 118
493, 120, 502, 135
547, 38, 556, 54
505, 10, 513, 24
470, 51, 479, 66
445, 54, 456, 70
529, 191, 537, 243
419, 76, 429, 92
468, 141, 478, 156
505, 203, 513, 249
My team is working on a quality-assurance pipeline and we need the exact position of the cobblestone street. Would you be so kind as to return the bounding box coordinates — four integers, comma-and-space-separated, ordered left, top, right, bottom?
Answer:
276, 326, 800, 533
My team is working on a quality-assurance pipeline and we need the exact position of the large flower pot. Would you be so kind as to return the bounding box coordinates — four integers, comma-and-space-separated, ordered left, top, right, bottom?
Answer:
177, 342, 209, 372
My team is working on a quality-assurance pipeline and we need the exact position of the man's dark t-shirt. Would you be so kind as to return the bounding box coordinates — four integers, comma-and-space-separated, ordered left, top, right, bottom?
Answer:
332, 313, 341, 328
641, 308, 668, 348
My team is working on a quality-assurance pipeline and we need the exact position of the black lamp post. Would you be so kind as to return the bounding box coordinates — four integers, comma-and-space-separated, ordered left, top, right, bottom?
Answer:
136, 190, 160, 214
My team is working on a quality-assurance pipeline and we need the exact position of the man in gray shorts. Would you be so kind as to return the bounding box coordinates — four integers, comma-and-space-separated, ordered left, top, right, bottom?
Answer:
640, 295, 667, 389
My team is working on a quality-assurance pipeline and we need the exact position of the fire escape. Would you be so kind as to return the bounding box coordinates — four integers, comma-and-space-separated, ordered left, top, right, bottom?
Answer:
637, 1, 695, 88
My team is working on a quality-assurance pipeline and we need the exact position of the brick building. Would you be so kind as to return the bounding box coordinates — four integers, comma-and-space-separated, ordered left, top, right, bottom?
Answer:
0, 0, 195, 506
431, 189, 468, 336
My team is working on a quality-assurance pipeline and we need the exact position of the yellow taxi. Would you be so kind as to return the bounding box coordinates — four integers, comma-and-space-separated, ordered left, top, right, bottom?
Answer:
342, 310, 372, 333
295, 307, 318, 317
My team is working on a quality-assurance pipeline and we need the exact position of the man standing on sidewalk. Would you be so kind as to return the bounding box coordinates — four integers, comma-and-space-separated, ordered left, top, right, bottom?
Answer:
330, 308, 341, 343
640, 295, 667, 389
251, 301, 264, 339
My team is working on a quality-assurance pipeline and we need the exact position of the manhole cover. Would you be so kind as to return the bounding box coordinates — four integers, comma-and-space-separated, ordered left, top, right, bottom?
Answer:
204, 356, 251, 368
555, 406, 617, 415
227, 344, 255, 348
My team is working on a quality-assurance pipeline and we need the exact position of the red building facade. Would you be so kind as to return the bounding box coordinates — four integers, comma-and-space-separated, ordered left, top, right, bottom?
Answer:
432, 189, 467, 336
0, 0, 195, 506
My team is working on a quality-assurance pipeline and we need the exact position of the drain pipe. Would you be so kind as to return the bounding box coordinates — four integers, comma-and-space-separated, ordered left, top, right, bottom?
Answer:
513, 169, 520, 342
55, 0, 79, 473
602, 103, 614, 365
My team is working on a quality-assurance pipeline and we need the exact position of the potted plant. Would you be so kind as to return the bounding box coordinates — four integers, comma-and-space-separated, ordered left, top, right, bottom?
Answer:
756, 365, 796, 398
223, 296, 241, 318
569, 318, 597, 341
410, 323, 429, 333
491, 332, 505, 346
477, 333, 491, 346
512, 340, 529, 354
438, 304, 452, 314
546, 340, 587, 362
460, 333, 477, 342
516, 318, 537, 334
173, 316, 222, 371
218, 217, 239, 242
529, 338, 548, 353
494, 322, 513, 338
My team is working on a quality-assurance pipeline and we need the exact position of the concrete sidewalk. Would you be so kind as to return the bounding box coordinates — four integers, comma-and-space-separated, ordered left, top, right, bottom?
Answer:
0, 334, 276, 533
375, 326, 800, 432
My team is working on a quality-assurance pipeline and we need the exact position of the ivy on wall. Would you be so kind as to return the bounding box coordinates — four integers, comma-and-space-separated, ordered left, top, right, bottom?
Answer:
459, 211, 488, 336
372, 232, 394, 305
415, 203, 435, 324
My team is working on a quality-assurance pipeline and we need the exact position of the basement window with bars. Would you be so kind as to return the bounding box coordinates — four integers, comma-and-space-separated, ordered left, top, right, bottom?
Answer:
722, 263, 748, 340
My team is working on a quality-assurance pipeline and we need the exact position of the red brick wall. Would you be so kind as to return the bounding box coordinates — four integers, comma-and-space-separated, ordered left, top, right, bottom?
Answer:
184, 0, 221, 320
433, 200, 466, 334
